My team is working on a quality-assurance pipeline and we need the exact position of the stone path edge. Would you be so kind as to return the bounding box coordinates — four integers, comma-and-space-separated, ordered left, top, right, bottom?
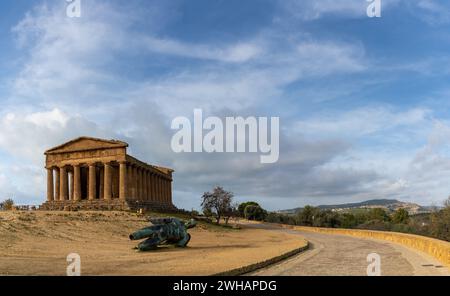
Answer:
211, 242, 310, 276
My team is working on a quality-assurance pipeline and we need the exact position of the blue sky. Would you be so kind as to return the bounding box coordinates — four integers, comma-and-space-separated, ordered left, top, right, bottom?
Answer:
1, 0, 450, 210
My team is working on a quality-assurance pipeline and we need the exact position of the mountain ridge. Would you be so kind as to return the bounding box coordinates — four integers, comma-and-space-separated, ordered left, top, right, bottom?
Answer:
278, 199, 439, 215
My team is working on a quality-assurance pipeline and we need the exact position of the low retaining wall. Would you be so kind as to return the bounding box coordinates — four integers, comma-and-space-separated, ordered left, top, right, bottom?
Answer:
213, 242, 309, 276
281, 225, 450, 267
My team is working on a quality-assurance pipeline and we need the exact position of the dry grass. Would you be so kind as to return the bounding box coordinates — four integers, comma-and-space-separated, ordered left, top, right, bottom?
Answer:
0, 211, 306, 275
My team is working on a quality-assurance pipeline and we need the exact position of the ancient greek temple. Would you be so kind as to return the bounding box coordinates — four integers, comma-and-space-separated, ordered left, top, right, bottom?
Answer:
41, 137, 176, 211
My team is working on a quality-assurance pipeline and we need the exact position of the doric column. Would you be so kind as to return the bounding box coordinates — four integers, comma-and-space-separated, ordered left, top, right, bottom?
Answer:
163, 179, 168, 204
140, 168, 145, 201
147, 171, 151, 201
73, 165, 81, 201
153, 174, 158, 202
134, 167, 139, 201
112, 166, 119, 199
168, 179, 172, 205
161, 178, 165, 204
130, 165, 135, 200
149, 173, 154, 201
54, 168, 60, 201
126, 165, 132, 198
153, 175, 158, 202
104, 163, 112, 200
119, 162, 127, 201
137, 167, 142, 200
88, 164, 96, 200
157, 176, 161, 203
69, 171, 74, 200
47, 168, 54, 202
143, 170, 148, 201
164, 179, 168, 204
60, 166, 68, 201
160, 178, 164, 203
99, 168, 104, 199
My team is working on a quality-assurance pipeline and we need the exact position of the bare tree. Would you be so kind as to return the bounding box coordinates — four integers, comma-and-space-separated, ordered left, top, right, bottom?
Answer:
0, 198, 14, 211
201, 186, 234, 225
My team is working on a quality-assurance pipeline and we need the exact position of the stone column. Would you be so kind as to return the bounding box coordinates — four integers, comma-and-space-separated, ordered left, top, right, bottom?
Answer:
104, 163, 112, 200
126, 165, 132, 198
163, 179, 168, 204
134, 167, 139, 201
140, 168, 145, 201
54, 168, 60, 201
153, 174, 158, 202
119, 162, 127, 201
168, 179, 172, 205
88, 164, 96, 200
160, 176, 164, 203
47, 168, 54, 202
164, 179, 168, 204
60, 166, 68, 201
160, 178, 165, 203
137, 167, 142, 201
99, 168, 104, 200
143, 170, 148, 201
112, 166, 119, 199
147, 171, 151, 201
141, 169, 145, 201
149, 173, 154, 201
73, 165, 81, 201
157, 176, 161, 203
130, 165, 135, 200
69, 171, 74, 201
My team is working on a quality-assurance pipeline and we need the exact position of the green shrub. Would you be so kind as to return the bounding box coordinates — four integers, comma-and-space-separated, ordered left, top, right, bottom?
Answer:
244, 205, 267, 221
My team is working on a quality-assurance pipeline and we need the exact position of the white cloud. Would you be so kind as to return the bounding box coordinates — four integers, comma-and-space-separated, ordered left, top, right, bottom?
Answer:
0, 108, 104, 164
279, 0, 401, 20
295, 107, 430, 138
142, 36, 262, 63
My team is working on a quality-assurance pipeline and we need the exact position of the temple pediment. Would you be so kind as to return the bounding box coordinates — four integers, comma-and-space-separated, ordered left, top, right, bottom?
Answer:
45, 137, 128, 154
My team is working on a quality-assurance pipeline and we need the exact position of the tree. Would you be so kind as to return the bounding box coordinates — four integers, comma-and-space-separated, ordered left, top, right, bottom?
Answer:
296, 206, 318, 226
223, 203, 239, 225
201, 186, 234, 224
367, 208, 391, 222
429, 197, 450, 241
238, 202, 260, 217
244, 204, 267, 221
0, 198, 14, 211
313, 210, 340, 228
339, 213, 358, 229
392, 208, 410, 224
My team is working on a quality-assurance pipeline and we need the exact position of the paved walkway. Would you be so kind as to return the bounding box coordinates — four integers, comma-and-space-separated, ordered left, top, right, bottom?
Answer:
246, 223, 449, 276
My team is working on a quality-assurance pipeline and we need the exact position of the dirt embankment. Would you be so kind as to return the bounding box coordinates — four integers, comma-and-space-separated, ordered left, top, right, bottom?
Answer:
0, 211, 306, 275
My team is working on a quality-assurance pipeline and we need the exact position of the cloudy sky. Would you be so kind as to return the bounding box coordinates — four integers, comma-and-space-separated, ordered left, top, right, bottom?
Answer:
1, 0, 450, 210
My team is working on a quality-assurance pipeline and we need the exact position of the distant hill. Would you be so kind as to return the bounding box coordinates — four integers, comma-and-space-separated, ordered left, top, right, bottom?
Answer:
278, 199, 439, 215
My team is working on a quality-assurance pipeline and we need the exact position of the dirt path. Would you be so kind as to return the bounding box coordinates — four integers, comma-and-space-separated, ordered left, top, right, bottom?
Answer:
247, 223, 450, 276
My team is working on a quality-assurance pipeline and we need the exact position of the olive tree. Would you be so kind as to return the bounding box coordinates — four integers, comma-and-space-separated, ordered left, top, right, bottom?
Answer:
201, 186, 234, 225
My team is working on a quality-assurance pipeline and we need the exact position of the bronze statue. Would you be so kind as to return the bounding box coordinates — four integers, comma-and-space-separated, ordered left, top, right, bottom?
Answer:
129, 217, 197, 251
